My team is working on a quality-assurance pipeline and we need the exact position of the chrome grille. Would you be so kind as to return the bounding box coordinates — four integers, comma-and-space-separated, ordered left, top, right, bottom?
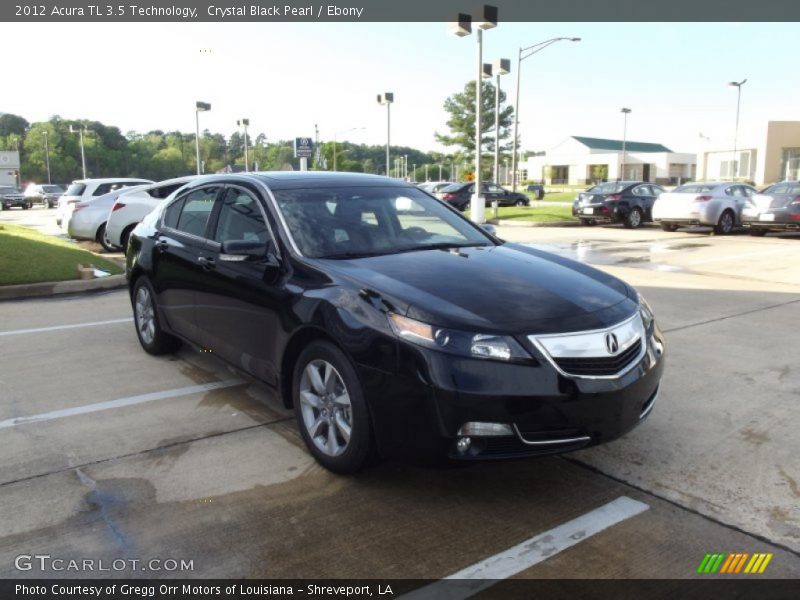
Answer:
554, 339, 642, 376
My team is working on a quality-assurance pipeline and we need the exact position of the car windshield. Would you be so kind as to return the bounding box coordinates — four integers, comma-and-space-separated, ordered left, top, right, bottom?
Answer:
65, 183, 86, 196
674, 183, 716, 193
588, 182, 626, 194
440, 183, 466, 193
0, 187, 18, 194
273, 186, 494, 259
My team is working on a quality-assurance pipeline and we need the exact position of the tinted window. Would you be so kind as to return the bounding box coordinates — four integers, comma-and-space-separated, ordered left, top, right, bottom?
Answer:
163, 197, 185, 229
589, 182, 626, 194
675, 183, 716, 193
213, 188, 269, 244
766, 184, 789, 195
0, 187, 17, 194
150, 182, 186, 200
441, 183, 468, 193
92, 184, 112, 196
174, 187, 218, 237
632, 186, 649, 196
43, 185, 63, 193
65, 183, 86, 196
273, 186, 491, 259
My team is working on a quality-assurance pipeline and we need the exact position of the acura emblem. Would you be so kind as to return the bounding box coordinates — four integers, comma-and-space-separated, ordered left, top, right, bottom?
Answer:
605, 333, 619, 354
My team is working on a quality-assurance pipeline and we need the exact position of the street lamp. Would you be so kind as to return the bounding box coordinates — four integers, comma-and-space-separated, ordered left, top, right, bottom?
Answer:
492, 58, 510, 184
510, 37, 580, 191
195, 101, 211, 175
333, 127, 365, 171
68, 125, 88, 179
43, 130, 51, 184
237, 118, 250, 172
450, 5, 497, 223
620, 108, 632, 181
377, 93, 394, 176
728, 79, 747, 179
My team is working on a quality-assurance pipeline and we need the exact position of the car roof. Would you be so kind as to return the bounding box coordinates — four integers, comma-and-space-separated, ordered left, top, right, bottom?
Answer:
71, 178, 153, 184
182, 171, 412, 191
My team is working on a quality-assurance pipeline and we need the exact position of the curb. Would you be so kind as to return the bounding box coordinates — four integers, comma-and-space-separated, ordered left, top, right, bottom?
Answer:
488, 219, 580, 228
0, 274, 127, 301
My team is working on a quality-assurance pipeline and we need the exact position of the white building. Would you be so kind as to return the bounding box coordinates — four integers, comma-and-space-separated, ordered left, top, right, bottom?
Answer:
0, 151, 20, 187
523, 136, 696, 186
696, 121, 800, 185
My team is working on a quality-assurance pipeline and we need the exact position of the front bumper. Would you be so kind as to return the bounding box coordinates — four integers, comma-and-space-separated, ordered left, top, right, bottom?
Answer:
361, 322, 666, 461
1, 197, 28, 208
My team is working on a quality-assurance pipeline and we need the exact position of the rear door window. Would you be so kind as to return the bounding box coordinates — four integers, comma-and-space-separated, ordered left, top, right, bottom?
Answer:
175, 187, 219, 238
92, 184, 112, 196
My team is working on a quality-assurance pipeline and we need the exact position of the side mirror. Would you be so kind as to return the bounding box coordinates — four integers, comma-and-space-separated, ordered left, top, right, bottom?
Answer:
481, 223, 497, 236
220, 239, 270, 261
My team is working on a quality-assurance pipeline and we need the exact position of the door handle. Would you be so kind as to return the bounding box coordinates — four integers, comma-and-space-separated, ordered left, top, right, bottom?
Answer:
198, 256, 216, 270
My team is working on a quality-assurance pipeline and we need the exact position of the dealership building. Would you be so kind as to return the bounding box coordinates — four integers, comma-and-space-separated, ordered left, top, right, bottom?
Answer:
0, 151, 20, 187
523, 136, 696, 186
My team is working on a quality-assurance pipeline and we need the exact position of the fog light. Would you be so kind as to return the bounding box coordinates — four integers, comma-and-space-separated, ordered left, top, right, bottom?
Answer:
457, 422, 514, 437
456, 437, 472, 454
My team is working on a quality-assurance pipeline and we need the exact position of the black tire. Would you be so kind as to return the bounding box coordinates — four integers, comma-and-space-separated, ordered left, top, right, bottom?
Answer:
660, 222, 679, 232
623, 207, 643, 229
97, 223, 122, 252
120, 224, 137, 255
749, 227, 767, 237
714, 210, 735, 235
293, 340, 373, 474
131, 277, 181, 355
515, 199, 527, 207
579, 219, 597, 226
22, 203, 29, 210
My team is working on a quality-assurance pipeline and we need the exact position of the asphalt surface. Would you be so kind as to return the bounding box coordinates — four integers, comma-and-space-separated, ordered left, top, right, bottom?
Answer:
1, 210, 799, 582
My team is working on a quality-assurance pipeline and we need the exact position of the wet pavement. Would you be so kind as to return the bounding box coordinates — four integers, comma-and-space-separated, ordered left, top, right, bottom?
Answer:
0, 224, 799, 581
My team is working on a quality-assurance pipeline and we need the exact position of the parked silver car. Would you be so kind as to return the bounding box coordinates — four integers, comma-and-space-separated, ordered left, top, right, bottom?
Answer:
652, 181, 757, 234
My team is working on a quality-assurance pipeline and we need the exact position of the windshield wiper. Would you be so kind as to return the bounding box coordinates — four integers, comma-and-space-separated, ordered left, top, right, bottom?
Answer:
319, 250, 395, 259
393, 242, 492, 254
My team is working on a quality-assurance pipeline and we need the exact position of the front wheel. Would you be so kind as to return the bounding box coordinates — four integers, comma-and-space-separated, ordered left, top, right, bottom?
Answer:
131, 277, 181, 355
293, 341, 373, 474
714, 210, 735, 235
515, 199, 527, 207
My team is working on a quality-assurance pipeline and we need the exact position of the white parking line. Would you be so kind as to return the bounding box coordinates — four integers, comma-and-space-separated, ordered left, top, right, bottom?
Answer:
0, 318, 133, 337
401, 496, 649, 600
0, 379, 245, 429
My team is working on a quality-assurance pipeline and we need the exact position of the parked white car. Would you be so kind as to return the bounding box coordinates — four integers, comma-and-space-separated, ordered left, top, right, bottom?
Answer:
67, 184, 151, 251
105, 176, 200, 250
56, 178, 152, 226
652, 181, 757, 234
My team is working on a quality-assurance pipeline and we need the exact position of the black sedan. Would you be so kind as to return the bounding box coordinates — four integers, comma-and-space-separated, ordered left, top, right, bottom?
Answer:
439, 182, 530, 211
0, 186, 31, 210
127, 172, 665, 473
572, 181, 665, 228
741, 181, 800, 235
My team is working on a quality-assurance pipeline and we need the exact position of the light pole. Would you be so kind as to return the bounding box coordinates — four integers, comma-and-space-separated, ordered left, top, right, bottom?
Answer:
68, 125, 88, 179
43, 130, 51, 184
412, 163, 416, 181
237, 118, 250, 171
377, 93, 394, 176
492, 58, 510, 184
728, 79, 747, 179
195, 101, 211, 175
451, 5, 497, 223
510, 37, 580, 191
620, 108, 631, 181
503, 157, 509, 185
333, 127, 365, 171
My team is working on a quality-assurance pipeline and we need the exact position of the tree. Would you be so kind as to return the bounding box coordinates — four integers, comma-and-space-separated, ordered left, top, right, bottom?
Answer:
434, 80, 515, 162
0, 113, 29, 137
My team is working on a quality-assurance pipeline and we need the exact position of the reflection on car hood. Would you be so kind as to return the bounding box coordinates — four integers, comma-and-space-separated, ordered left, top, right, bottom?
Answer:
318, 243, 636, 334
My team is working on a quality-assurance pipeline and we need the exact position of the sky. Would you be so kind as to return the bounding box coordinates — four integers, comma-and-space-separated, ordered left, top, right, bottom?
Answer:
3, 21, 798, 156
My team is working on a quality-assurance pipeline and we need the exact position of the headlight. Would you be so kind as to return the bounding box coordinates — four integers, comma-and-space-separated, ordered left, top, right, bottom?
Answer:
638, 292, 655, 332
388, 313, 530, 362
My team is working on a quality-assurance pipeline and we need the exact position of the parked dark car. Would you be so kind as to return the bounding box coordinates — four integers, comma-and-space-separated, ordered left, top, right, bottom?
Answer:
24, 183, 65, 208
439, 182, 530, 211
526, 184, 545, 200
127, 172, 665, 473
741, 181, 800, 235
0, 186, 30, 210
572, 181, 665, 228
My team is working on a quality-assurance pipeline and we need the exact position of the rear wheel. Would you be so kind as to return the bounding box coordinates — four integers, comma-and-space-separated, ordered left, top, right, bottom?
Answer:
131, 277, 181, 355
660, 222, 679, 232
98, 223, 122, 252
624, 207, 643, 229
293, 341, 373, 474
714, 210, 735, 235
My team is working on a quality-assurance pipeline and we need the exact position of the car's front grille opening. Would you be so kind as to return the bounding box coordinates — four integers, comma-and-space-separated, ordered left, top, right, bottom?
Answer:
554, 339, 642, 377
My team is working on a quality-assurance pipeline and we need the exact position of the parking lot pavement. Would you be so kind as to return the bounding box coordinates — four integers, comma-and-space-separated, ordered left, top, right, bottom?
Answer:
1, 227, 799, 580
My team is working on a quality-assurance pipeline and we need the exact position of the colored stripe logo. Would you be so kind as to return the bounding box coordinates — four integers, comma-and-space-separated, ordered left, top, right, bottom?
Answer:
696, 552, 773, 574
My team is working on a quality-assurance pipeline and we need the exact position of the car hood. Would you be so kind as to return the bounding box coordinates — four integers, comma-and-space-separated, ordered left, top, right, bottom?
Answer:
317, 243, 636, 334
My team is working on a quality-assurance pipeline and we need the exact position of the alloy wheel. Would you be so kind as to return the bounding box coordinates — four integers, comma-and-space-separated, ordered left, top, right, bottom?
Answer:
134, 286, 156, 345
298, 359, 353, 457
